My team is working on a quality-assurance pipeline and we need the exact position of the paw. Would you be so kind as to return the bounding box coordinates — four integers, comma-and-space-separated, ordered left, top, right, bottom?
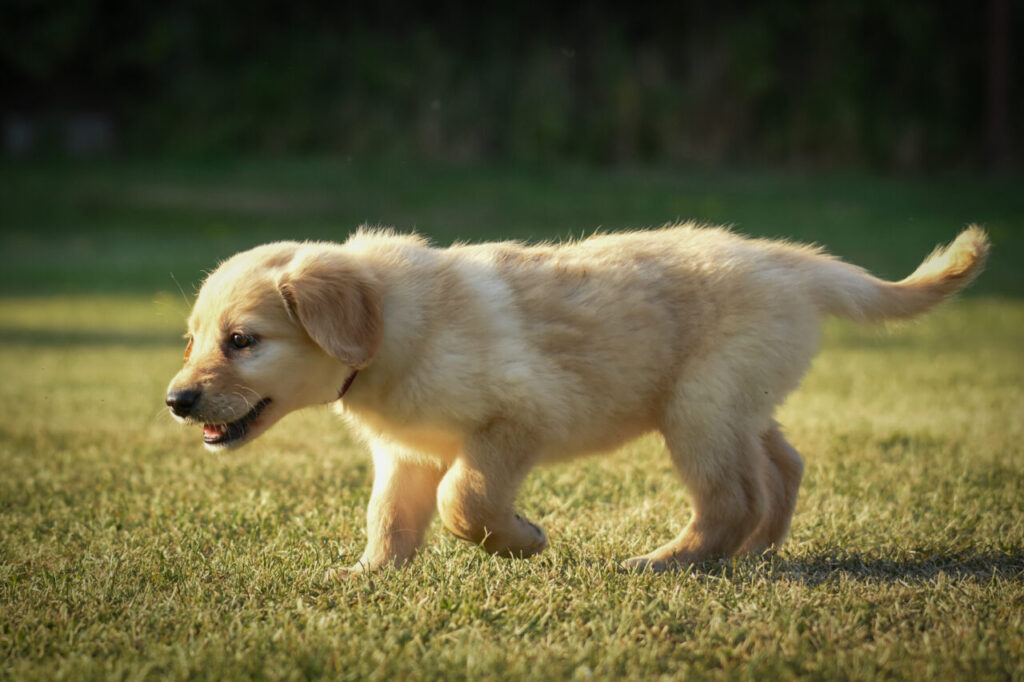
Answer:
321, 563, 366, 584
482, 515, 549, 558
500, 514, 548, 558
620, 554, 686, 574
620, 556, 658, 573
518, 514, 549, 555
521, 523, 549, 557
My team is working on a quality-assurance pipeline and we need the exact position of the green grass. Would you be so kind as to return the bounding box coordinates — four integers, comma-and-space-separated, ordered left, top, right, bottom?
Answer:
1, 160, 1023, 680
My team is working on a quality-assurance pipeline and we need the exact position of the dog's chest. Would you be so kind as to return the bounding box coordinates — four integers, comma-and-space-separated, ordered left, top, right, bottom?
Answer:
340, 405, 464, 461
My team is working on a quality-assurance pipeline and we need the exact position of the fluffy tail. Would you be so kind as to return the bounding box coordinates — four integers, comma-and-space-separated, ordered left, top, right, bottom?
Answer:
811, 226, 990, 322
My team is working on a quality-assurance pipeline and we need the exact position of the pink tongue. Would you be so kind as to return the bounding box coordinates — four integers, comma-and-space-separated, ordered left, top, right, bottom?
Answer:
203, 424, 226, 438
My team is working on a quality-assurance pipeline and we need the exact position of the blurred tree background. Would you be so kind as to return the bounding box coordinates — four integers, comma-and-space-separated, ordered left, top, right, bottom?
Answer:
2, 0, 1019, 170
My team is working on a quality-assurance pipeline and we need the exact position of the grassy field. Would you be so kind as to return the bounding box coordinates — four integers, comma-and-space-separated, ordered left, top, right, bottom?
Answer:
1, 160, 1023, 680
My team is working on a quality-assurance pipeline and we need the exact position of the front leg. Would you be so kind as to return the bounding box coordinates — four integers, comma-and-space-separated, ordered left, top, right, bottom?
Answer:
347, 442, 446, 574
436, 423, 547, 558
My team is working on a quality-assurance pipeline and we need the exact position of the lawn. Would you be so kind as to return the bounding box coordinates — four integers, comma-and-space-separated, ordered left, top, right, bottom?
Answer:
1, 160, 1023, 680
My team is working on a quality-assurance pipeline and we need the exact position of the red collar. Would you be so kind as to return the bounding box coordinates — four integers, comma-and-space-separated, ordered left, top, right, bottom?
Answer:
338, 370, 359, 399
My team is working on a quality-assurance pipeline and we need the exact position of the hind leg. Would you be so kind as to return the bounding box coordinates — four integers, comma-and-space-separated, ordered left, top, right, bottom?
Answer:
623, 414, 769, 572
622, 307, 819, 572
738, 421, 804, 554
622, 340, 806, 572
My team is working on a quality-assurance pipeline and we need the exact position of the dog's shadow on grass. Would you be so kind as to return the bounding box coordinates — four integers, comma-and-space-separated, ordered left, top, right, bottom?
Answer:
677, 548, 1024, 586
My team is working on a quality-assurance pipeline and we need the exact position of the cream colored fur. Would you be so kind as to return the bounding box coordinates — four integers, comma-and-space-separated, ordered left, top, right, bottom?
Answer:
166, 223, 989, 573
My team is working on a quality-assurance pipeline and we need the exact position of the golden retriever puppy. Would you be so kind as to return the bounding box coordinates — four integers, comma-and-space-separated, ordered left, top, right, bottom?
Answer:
166, 224, 988, 573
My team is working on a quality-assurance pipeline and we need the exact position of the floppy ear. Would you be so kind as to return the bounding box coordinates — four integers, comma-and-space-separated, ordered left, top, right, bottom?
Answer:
277, 250, 383, 369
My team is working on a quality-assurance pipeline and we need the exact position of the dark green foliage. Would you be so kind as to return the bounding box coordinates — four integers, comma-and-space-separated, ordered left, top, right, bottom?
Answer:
2, 2, 1019, 167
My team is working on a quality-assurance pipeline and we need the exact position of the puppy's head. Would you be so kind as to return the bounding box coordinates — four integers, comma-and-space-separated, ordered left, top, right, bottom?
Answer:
166, 242, 382, 450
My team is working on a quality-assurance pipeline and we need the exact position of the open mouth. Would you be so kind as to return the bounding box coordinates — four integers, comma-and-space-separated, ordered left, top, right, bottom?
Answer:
203, 398, 271, 446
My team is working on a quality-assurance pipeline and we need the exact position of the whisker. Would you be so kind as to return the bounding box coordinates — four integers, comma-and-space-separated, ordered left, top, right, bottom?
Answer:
231, 390, 256, 411
233, 385, 262, 403
169, 272, 191, 309
146, 405, 178, 426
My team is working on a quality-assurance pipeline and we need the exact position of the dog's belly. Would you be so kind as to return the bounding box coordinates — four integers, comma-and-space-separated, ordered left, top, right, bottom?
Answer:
542, 414, 655, 462
342, 398, 656, 465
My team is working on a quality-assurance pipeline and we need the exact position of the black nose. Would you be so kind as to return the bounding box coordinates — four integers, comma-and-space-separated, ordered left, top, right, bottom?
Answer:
166, 389, 200, 417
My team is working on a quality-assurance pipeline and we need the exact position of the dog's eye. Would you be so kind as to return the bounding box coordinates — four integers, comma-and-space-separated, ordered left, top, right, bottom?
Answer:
230, 333, 256, 349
